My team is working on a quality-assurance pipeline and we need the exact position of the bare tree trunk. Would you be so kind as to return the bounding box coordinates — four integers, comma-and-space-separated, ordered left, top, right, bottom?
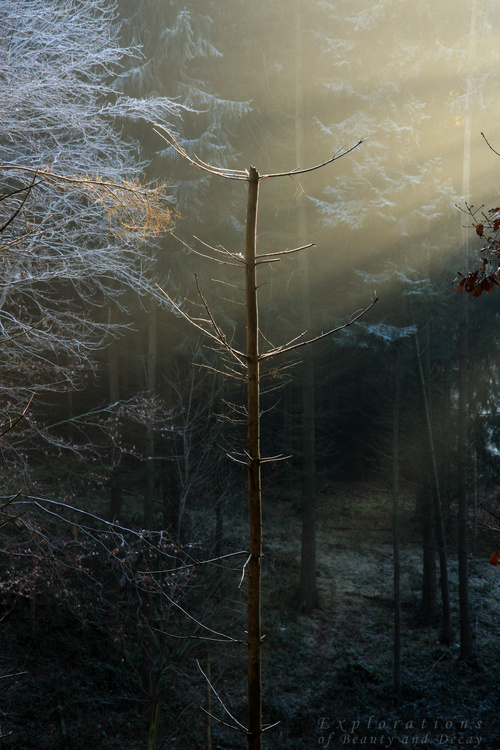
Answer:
457, 290, 472, 656
440, 356, 452, 535
415, 333, 453, 644
108, 310, 122, 523
144, 298, 157, 529
146, 632, 168, 750
393, 347, 401, 707
205, 650, 212, 750
295, 0, 320, 615
472, 447, 478, 554
415, 484, 438, 626
456, 0, 476, 659
152, 127, 366, 750
245, 166, 262, 750
282, 382, 294, 499
215, 497, 224, 558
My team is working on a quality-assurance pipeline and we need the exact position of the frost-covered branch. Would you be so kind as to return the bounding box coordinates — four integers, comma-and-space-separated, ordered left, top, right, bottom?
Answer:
0, 0, 185, 488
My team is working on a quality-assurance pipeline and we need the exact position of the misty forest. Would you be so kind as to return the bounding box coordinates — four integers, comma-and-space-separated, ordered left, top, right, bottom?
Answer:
1, 1, 500, 748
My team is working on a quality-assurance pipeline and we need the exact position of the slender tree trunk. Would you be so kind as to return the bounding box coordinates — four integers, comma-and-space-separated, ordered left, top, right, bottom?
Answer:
108, 330, 120, 405
146, 631, 168, 750
215, 497, 224, 558
295, 0, 320, 615
108, 316, 122, 523
65, 360, 74, 444
415, 484, 438, 626
472, 447, 478, 554
144, 298, 157, 529
141, 598, 153, 719
282, 382, 294, 499
393, 347, 401, 707
175, 363, 196, 542
245, 165, 262, 750
457, 289, 472, 656
205, 650, 212, 750
415, 333, 453, 644
456, 0, 476, 659
441, 356, 452, 535
106, 308, 125, 654
351, 356, 366, 481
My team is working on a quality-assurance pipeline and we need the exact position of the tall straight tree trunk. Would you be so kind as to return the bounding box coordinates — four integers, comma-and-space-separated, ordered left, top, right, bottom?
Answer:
412, 316, 438, 628
142, 301, 159, 746
295, 0, 320, 615
282, 382, 294, 499
416, 485, 438, 626
457, 287, 472, 656
245, 166, 262, 750
441, 356, 452, 534
457, 0, 476, 659
108, 311, 122, 523
392, 346, 401, 707
144, 297, 157, 528
415, 333, 453, 644
146, 633, 168, 750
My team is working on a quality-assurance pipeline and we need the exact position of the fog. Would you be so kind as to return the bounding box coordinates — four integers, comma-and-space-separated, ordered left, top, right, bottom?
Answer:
2, 2, 500, 747
136, 2, 498, 339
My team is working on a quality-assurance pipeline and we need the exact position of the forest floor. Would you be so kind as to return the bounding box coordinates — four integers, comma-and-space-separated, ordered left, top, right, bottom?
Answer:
1, 480, 499, 749
254, 481, 500, 749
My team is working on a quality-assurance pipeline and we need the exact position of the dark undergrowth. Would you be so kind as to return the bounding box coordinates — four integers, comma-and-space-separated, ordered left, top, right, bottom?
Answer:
1, 481, 499, 749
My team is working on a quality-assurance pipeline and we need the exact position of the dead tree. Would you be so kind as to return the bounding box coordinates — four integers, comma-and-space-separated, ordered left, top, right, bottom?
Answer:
155, 127, 376, 750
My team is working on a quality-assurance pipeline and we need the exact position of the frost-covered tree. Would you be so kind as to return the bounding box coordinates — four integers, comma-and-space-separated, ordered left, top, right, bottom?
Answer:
0, 0, 181, 490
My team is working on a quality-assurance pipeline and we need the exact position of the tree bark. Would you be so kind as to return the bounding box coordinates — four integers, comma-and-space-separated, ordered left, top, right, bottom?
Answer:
456, 0, 476, 659
245, 165, 262, 750
295, 0, 320, 615
144, 297, 157, 529
392, 347, 401, 707
205, 650, 212, 750
440, 356, 452, 535
457, 290, 472, 657
415, 483, 438, 627
415, 333, 453, 644
108, 310, 122, 523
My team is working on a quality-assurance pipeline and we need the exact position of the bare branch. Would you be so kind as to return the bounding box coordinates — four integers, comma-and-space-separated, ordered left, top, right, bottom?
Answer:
197, 660, 250, 734
238, 554, 252, 588
263, 720, 282, 733
256, 243, 314, 263
479, 502, 500, 523
153, 127, 248, 180
0, 672, 28, 681
154, 127, 364, 188
171, 233, 243, 267
0, 318, 48, 346
193, 235, 246, 265
481, 132, 500, 158
0, 173, 40, 233
260, 296, 378, 360
194, 275, 247, 362
153, 589, 240, 643
260, 139, 364, 180
0, 395, 33, 438
155, 282, 246, 364
260, 454, 292, 464
141, 550, 250, 575
0, 164, 154, 198
200, 707, 250, 735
